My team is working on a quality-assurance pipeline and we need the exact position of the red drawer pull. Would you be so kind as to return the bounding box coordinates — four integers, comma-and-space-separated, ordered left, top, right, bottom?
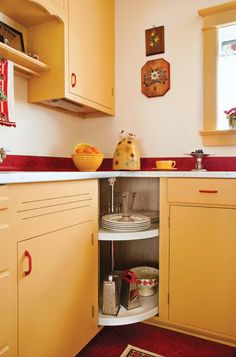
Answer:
199, 190, 218, 194
71, 73, 77, 88
24, 250, 32, 276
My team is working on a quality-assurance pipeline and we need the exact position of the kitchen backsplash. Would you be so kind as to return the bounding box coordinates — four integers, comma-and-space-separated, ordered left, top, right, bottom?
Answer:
0, 155, 236, 172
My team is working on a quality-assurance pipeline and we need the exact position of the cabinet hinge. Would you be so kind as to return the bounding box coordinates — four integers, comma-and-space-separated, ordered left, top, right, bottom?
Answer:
167, 293, 170, 305
111, 87, 114, 96
168, 216, 170, 229
91, 233, 94, 246
92, 305, 95, 318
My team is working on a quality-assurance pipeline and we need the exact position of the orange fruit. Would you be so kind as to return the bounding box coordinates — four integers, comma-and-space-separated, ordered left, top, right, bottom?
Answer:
74, 143, 102, 154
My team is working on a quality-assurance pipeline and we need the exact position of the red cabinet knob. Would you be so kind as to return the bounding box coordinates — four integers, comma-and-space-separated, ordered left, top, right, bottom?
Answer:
71, 73, 77, 88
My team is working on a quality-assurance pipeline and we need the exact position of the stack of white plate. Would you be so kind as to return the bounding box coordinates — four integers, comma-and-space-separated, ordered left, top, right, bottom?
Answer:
101, 213, 151, 232
134, 210, 159, 223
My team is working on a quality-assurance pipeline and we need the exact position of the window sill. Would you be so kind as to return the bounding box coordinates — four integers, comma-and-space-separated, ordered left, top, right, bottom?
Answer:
200, 129, 236, 146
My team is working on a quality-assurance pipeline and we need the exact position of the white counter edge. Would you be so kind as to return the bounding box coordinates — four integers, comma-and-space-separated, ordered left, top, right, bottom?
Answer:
0, 170, 236, 184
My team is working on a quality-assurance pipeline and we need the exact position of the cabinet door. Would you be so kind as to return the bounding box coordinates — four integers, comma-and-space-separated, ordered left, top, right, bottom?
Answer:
68, 0, 115, 113
169, 205, 236, 338
18, 221, 98, 357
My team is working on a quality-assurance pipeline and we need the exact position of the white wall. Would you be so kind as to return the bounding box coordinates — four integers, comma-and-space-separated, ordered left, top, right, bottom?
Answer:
1, 0, 235, 158
0, 76, 86, 157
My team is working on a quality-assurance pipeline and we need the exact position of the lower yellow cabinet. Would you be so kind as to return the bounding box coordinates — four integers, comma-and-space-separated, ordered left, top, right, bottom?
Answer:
169, 205, 236, 338
154, 178, 236, 346
5, 179, 99, 357
18, 221, 98, 357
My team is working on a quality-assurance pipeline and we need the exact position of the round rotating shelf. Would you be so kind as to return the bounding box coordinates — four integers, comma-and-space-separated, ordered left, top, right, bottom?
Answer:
98, 223, 159, 241
99, 292, 158, 326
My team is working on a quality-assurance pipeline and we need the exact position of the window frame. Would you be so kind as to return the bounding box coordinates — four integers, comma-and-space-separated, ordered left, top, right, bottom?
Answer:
198, 1, 236, 146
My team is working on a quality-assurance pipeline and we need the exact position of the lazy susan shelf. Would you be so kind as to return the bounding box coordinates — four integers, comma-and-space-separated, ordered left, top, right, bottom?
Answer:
98, 223, 159, 241
99, 292, 158, 326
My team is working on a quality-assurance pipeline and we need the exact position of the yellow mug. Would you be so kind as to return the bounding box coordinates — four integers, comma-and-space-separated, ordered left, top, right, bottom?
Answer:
156, 160, 176, 169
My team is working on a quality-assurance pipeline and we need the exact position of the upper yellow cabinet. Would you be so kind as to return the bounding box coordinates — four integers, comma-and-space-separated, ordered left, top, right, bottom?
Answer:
0, 0, 115, 117
67, 0, 115, 116
28, 0, 115, 117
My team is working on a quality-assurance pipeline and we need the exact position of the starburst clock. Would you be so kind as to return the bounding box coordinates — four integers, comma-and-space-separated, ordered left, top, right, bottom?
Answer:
141, 58, 170, 97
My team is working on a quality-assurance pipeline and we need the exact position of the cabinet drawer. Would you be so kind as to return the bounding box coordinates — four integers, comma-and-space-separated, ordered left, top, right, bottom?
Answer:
8, 179, 98, 241
167, 178, 236, 205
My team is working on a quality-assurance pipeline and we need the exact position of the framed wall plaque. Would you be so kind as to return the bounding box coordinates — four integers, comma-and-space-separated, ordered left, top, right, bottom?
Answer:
141, 58, 170, 97
0, 21, 25, 52
145, 25, 164, 56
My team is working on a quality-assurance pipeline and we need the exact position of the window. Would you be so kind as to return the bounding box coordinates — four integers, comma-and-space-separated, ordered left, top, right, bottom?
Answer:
218, 24, 236, 129
198, 2, 236, 146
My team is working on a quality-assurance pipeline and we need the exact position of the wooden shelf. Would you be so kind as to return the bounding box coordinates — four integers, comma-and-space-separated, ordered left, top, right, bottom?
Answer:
0, 42, 49, 78
99, 292, 158, 326
98, 223, 159, 241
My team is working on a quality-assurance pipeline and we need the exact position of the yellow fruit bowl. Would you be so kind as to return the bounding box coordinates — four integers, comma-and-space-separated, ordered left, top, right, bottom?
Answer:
72, 153, 104, 172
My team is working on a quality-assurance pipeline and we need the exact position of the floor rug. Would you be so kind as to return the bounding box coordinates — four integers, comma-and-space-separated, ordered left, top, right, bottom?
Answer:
120, 344, 164, 357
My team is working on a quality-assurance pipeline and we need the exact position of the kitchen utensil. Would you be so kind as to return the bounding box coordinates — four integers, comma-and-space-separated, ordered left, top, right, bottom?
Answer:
102, 273, 121, 316
120, 191, 136, 222
120, 270, 141, 310
134, 210, 159, 223
101, 213, 151, 232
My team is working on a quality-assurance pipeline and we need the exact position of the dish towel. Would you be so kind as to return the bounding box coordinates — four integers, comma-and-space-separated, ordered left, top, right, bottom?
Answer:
0, 58, 16, 127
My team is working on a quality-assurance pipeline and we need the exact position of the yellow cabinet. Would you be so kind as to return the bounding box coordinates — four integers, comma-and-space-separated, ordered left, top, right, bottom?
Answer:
169, 205, 236, 338
6, 179, 99, 357
154, 178, 236, 346
67, 0, 115, 115
18, 221, 98, 357
28, 0, 115, 117
1, 0, 114, 117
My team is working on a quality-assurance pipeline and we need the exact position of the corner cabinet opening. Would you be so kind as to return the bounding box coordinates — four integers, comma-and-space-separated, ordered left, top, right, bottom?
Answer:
98, 177, 160, 326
